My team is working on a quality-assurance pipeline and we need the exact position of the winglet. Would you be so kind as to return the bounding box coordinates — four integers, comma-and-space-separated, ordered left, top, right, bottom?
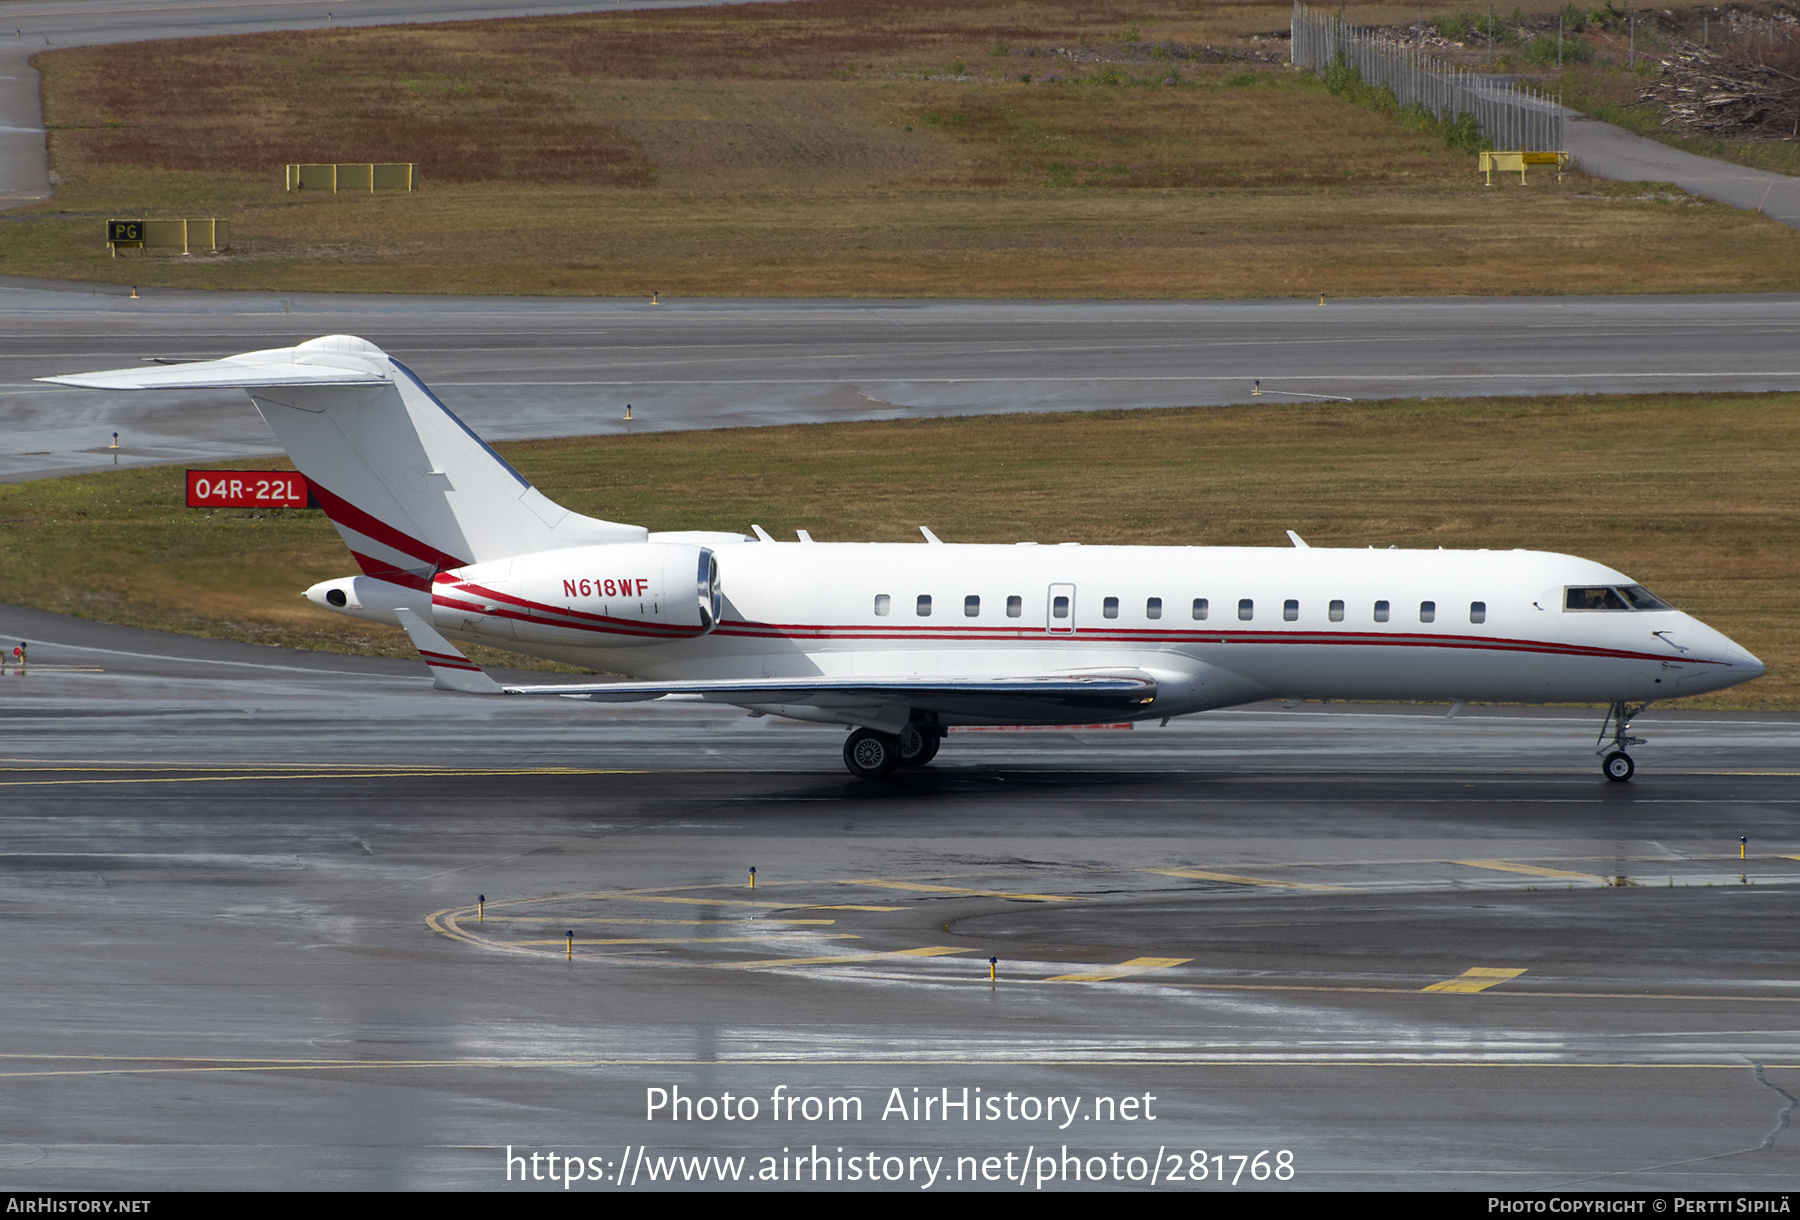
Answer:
1285, 529, 1310, 548
392, 608, 503, 694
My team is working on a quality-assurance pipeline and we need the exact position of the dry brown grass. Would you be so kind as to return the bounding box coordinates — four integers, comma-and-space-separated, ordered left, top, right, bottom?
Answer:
2, 391, 1793, 707
10, 0, 1800, 296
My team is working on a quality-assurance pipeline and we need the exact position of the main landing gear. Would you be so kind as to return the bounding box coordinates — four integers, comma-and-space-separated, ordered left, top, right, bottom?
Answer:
843, 725, 943, 779
1596, 700, 1649, 783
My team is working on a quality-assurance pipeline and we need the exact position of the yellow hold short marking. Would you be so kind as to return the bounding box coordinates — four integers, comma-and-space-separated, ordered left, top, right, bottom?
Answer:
1050, 956, 1192, 983
1423, 967, 1527, 993
1456, 860, 1608, 884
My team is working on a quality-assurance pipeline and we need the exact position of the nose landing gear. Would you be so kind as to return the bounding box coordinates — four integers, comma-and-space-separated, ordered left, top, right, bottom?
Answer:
1596, 701, 1648, 782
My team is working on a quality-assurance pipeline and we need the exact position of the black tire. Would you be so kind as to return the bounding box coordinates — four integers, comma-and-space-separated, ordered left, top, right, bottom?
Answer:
844, 728, 902, 779
1602, 751, 1635, 782
897, 726, 941, 769
914, 731, 941, 766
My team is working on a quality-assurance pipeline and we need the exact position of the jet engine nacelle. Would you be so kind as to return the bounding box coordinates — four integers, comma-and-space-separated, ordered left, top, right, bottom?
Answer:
431, 543, 721, 648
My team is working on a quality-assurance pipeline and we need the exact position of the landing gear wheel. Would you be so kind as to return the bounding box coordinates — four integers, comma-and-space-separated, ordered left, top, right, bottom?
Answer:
844, 728, 902, 779
1602, 751, 1635, 782
897, 726, 942, 769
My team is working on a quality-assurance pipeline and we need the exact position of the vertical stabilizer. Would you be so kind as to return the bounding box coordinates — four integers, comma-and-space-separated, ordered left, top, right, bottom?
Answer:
40, 335, 646, 588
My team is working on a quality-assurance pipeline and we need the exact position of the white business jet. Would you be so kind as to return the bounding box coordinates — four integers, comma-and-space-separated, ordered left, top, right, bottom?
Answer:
43, 335, 1765, 780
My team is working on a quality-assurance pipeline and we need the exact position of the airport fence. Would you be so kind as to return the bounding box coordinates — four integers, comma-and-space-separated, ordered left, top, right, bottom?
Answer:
286, 163, 418, 192
1290, 2, 1565, 152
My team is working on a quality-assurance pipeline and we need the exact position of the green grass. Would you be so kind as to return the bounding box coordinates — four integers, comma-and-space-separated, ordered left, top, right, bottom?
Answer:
2, 391, 1793, 707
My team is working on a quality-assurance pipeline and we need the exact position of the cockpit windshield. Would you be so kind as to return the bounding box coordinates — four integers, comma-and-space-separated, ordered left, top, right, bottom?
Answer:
1616, 585, 1672, 611
1565, 585, 1674, 611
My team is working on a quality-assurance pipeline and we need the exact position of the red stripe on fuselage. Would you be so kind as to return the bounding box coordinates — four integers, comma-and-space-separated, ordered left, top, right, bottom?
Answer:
311, 481, 469, 573
433, 577, 706, 639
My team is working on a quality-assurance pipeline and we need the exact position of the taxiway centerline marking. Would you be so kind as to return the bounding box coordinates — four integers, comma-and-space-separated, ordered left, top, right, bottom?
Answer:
1145, 867, 1349, 891
719, 946, 973, 969
482, 916, 837, 925
514, 935, 861, 947
838, 878, 1083, 902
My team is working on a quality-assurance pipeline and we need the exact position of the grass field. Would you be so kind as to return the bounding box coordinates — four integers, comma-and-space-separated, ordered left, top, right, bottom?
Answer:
1, 393, 1792, 708
8, 0, 1800, 297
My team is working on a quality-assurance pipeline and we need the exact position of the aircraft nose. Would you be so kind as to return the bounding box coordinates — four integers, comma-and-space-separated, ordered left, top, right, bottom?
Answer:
1726, 645, 1766, 681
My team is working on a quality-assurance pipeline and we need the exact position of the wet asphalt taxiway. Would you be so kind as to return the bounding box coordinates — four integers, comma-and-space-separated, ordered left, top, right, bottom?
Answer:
1, 603, 1796, 1190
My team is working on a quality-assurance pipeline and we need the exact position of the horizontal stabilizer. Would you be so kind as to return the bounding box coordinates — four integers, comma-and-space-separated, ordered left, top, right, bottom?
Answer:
393, 608, 503, 694
37, 351, 388, 391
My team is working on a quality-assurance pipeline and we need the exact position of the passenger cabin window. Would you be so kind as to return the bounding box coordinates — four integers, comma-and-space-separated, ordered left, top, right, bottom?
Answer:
916, 595, 932, 617
1052, 595, 1070, 620
964, 595, 980, 618
1283, 599, 1299, 622
1470, 601, 1487, 624
1146, 597, 1162, 620
874, 594, 891, 617
1419, 600, 1436, 623
1193, 598, 1209, 621
1103, 597, 1119, 619
1329, 599, 1345, 622
1238, 599, 1254, 622
1007, 595, 1023, 618
1374, 600, 1390, 623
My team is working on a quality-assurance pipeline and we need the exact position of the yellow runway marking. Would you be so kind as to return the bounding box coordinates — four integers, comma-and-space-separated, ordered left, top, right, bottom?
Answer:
515, 935, 860, 947
1145, 867, 1349, 891
721, 946, 972, 970
806, 905, 912, 911
839, 878, 1083, 902
1423, 967, 1528, 994
1456, 860, 1608, 884
1049, 956, 1193, 983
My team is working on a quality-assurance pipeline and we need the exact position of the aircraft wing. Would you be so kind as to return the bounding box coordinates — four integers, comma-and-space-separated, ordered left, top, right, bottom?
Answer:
510, 672, 1157, 710
390, 610, 1156, 720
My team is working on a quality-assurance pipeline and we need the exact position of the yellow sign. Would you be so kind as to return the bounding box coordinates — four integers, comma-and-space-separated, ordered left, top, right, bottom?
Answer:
107, 218, 229, 256
1480, 150, 1569, 186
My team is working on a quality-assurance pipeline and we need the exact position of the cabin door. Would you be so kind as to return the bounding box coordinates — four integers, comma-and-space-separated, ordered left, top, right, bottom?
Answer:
1047, 583, 1076, 634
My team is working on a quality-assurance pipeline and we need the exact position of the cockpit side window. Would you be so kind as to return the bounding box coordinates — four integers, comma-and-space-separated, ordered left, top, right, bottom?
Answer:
1565, 586, 1631, 611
